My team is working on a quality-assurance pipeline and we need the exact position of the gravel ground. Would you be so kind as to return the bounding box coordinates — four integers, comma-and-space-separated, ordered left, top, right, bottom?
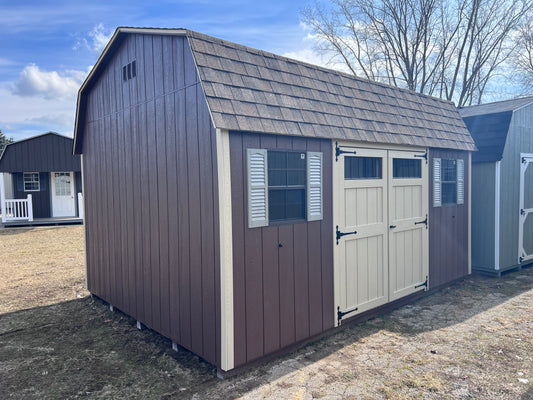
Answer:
0, 225, 531, 399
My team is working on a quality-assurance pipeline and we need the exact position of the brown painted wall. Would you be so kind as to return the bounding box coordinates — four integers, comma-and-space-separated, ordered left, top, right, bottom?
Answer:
81, 34, 220, 367
230, 131, 334, 368
429, 149, 469, 288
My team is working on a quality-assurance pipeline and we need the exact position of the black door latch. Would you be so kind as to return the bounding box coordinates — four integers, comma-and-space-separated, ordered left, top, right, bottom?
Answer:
336, 225, 357, 245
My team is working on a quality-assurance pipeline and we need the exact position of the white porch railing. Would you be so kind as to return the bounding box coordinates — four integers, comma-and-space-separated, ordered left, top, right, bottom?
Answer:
78, 192, 84, 220
1, 194, 33, 223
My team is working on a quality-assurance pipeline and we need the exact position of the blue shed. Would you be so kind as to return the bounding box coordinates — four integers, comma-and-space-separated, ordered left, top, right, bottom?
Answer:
460, 97, 533, 275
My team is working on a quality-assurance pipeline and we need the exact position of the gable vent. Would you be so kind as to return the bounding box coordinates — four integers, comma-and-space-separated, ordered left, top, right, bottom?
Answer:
122, 60, 137, 82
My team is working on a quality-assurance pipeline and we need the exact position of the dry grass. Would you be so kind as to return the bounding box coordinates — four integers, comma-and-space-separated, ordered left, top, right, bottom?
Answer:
0, 225, 88, 313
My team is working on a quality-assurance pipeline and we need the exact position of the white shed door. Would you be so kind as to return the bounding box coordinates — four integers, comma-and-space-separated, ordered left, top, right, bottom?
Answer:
334, 144, 428, 325
51, 172, 75, 217
388, 151, 429, 301
519, 154, 533, 263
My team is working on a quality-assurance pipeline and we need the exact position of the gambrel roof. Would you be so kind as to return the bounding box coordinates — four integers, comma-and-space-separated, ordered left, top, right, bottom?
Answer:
459, 96, 533, 162
74, 27, 475, 153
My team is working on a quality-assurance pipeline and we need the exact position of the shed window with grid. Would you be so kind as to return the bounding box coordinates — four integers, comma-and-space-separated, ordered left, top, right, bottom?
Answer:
247, 149, 323, 227
433, 158, 464, 207
23, 172, 40, 192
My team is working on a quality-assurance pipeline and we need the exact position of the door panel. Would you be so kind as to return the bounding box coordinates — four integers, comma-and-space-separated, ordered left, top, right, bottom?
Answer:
334, 145, 429, 325
334, 147, 389, 322
388, 151, 428, 300
519, 155, 533, 263
51, 172, 76, 217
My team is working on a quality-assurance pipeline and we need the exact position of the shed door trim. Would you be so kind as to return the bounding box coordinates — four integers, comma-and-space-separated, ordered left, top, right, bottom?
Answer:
519, 153, 533, 264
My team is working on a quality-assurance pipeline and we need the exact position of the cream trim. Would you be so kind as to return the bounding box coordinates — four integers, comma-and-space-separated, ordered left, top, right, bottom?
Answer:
494, 161, 501, 270
468, 153, 472, 275
81, 155, 89, 289
216, 129, 234, 371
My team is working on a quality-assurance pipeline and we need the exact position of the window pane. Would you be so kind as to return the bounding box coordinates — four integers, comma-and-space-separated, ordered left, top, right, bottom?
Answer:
442, 159, 457, 181
287, 152, 306, 169
442, 182, 457, 204
344, 156, 382, 179
287, 170, 305, 186
268, 170, 286, 186
393, 158, 421, 178
268, 151, 287, 169
269, 189, 305, 221
268, 190, 286, 221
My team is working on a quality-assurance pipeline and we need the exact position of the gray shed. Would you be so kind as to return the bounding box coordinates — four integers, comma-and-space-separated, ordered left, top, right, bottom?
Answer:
460, 97, 533, 275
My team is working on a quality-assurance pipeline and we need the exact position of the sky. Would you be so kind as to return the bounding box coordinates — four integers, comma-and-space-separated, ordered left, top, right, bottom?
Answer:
0, 0, 327, 141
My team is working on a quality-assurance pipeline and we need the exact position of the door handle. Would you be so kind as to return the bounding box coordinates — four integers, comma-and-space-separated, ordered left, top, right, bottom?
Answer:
389, 225, 396, 229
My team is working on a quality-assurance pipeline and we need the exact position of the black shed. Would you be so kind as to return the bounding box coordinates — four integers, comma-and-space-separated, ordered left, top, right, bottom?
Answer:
0, 132, 83, 224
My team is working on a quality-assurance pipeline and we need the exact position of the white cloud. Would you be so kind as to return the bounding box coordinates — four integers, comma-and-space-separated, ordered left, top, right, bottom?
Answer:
11, 64, 87, 100
282, 48, 328, 68
74, 23, 113, 54
88, 23, 113, 53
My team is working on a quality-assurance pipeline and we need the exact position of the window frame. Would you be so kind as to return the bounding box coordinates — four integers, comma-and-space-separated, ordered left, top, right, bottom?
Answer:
23, 172, 40, 192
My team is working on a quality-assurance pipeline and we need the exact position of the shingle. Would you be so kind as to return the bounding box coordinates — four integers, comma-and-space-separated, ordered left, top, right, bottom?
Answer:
189, 30, 475, 151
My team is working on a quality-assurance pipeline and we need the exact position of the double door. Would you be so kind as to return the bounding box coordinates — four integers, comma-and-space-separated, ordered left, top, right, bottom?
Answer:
519, 154, 533, 264
333, 144, 428, 324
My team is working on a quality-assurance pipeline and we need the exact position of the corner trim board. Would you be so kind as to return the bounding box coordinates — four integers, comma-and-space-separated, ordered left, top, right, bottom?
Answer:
494, 161, 501, 270
468, 153, 472, 275
216, 129, 235, 371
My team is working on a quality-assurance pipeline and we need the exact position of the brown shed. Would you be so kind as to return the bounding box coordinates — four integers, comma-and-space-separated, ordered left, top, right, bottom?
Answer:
73, 27, 476, 374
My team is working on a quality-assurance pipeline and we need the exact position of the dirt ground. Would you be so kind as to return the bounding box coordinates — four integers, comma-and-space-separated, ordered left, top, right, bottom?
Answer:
0, 225, 532, 399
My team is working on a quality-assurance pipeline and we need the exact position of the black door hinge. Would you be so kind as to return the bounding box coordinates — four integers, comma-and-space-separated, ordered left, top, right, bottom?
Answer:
415, 214, 428, 229
336, 225, 357, 245
337, 305, 358, 325
335, 141, 357, 162
414, 150, 428, 163
414, 275, 428, 290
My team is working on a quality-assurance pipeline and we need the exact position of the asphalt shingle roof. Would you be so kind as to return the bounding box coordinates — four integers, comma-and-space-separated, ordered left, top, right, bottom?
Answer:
187, 30, 475, 151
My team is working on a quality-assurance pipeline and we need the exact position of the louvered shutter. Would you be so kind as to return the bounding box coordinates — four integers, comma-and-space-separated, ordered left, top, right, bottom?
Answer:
247, 148, 269, 228
307, 151, 323, 221
433, 158, 442, 207
456, 159, 464, 204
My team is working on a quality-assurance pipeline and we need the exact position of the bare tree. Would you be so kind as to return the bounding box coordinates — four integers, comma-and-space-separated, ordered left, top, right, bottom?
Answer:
302, 0, 532, 106
515, 19, 533, 91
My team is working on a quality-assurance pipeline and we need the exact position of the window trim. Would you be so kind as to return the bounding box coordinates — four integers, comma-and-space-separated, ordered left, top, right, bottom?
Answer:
23, 172, 40, 192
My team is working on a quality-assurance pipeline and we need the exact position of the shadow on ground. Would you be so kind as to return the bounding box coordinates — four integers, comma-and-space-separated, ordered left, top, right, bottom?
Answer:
1, 266, 532, 399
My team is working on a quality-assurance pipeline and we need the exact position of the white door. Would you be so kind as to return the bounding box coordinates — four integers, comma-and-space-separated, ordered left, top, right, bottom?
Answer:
333, 148, 389, 323
388, 151, 429, 301
51, 172, 75, 217
519, 154, 533, 263
333, 143, 428, 325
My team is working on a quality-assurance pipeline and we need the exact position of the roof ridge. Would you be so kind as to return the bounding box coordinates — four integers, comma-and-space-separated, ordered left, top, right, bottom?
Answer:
186, 29, 458, 108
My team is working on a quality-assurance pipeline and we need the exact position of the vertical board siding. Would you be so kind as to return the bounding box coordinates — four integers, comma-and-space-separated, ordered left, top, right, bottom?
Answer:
429, 149, 469, 288
471, 163, 496, 270
230, 131, 333, 367
499, 105, 533, 268
81, 34, 219, 366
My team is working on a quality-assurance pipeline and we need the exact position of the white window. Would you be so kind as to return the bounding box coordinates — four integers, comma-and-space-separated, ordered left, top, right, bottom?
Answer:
23, 172, 40, 192
247, 149, 323, 228
433, 158, 464, 207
